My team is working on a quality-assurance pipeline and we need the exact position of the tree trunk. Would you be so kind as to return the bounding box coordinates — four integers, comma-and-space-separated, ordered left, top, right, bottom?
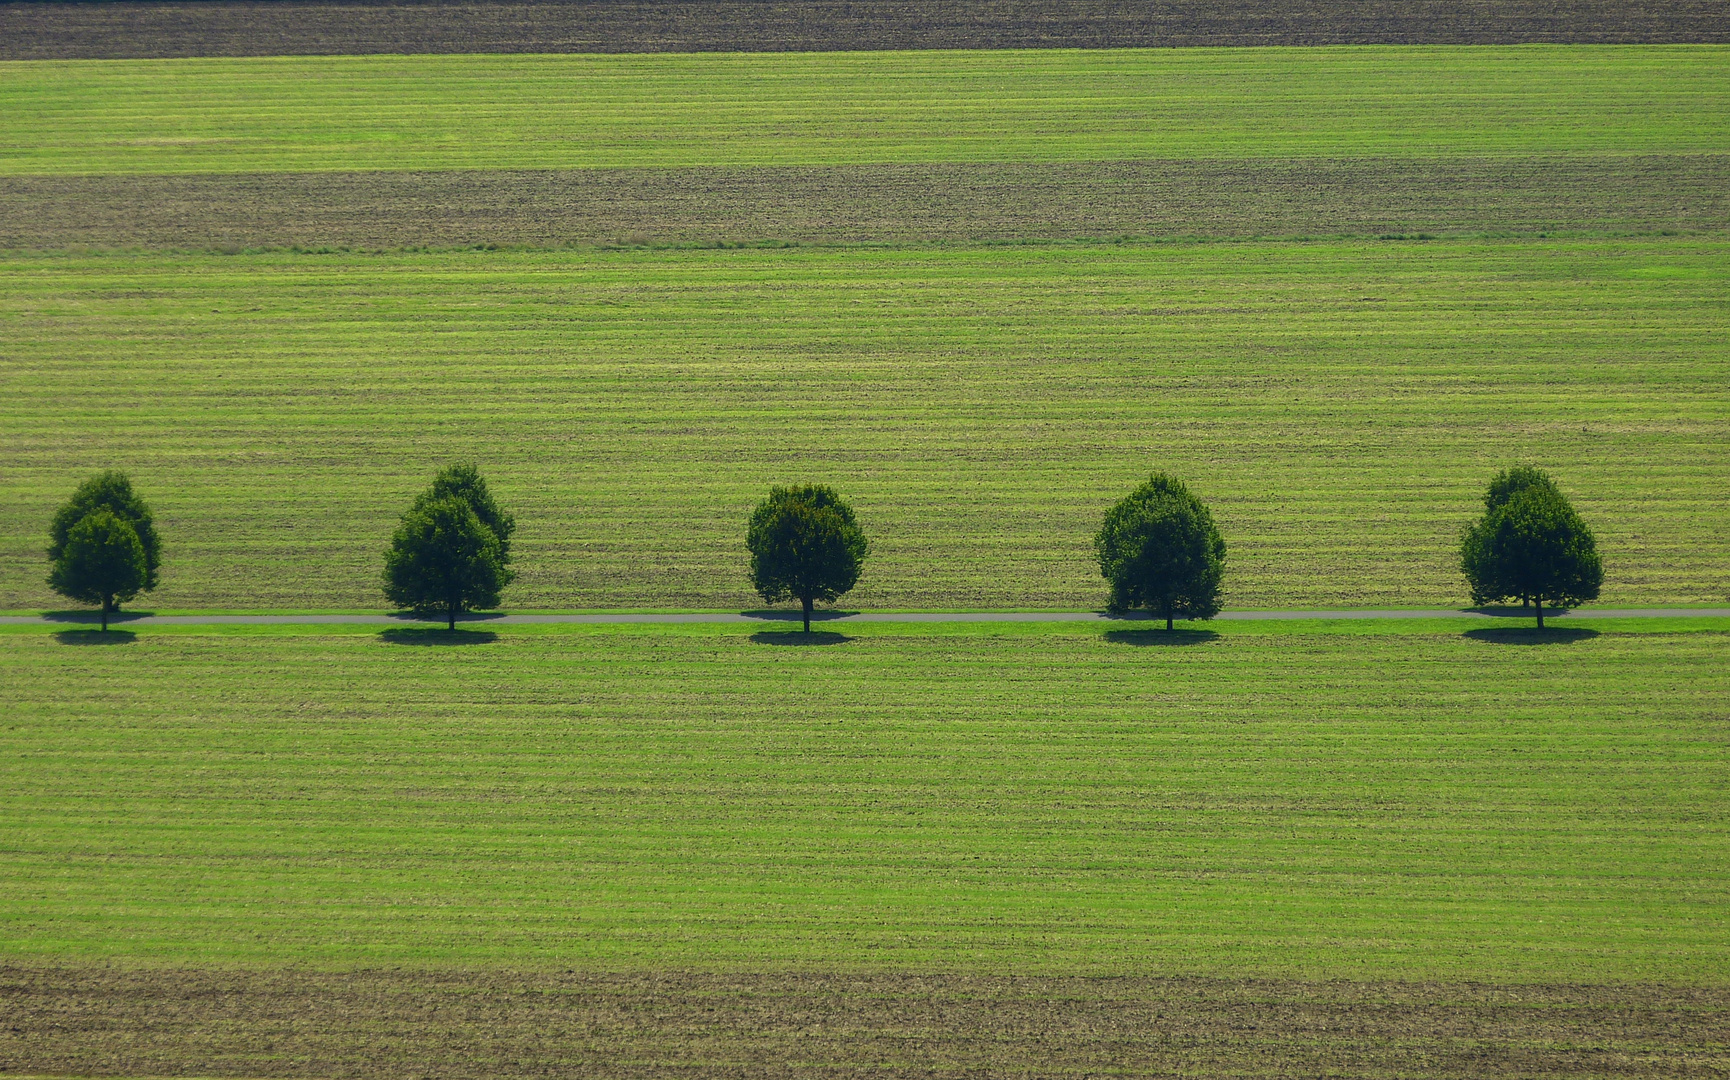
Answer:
802, 595, 813, 634
1534, 594, 1544, 630
1165, 599, 1174, 631
101, 595, 110, 632
448, 600, 457, 631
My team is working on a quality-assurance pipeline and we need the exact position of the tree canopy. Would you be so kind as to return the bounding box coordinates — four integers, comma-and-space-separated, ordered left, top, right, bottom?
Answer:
415, 462, 517, 564
1095, 473, 1226, 629
48, 508, 148, 630
746, 484, 869, 632
383, 470, 516, 629
1482, 465, 1558, 514
48, 471, 160, 593
1461, 470, 1602, 628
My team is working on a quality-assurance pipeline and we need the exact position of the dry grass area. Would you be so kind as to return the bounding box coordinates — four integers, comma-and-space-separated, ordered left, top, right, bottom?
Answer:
3, 966, 1725, 1078
4, 155, 1725, 252
3, 0, 1726, 61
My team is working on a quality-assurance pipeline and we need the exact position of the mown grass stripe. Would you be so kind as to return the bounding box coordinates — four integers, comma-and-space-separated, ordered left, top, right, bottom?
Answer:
2, 618, 1725, 979
3, 47, 1728, 176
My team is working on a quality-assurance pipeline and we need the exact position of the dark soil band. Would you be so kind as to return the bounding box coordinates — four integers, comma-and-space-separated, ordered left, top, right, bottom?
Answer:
3, 965, 1726, 1077
3, 0, 1727, 60
4, 155, 1725, 251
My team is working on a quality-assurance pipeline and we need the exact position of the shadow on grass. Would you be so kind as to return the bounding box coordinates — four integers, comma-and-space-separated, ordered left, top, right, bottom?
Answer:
750, 630, 853, 646
53, 629, 137, 645
1464, 627, 1600, 646
379, 628, 500, 646
42, 610, 151, 624
740, 609, 856, 622
1105, 628, 1221, 647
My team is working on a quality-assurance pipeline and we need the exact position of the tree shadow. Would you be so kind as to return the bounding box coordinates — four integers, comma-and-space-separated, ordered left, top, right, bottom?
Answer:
1468, 605, 1575, 619
1104, 628, 1221, 647
749, 630, 853, 646
740, 609, 856, 623
378, 628, 500, 646
53, 629, 137, 645
42, 610, 151, 624
1463, 627, 1600, 646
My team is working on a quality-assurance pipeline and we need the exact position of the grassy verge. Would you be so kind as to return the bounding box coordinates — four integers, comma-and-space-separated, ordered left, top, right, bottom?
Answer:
3, 617, 1725, 980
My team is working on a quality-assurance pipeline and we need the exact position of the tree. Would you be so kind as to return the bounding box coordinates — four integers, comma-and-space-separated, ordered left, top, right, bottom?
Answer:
1460, 473, 1602, 629
49, 471, 161, 593
747, 485, 869, 632
1473, 465, 1563, 607
1095, 473, 1226, 629
415, 462, 516, 564
48, 509, 147, 631
1482, 465, 1558, 515
383, 495, 514, 630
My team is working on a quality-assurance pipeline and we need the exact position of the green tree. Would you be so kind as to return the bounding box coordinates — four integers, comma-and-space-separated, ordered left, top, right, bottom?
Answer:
49, 471, 161, 592
1473, 466, 1561, 609
383, 495, 514, 630
1460, 473, 1602, 628
1483, 465, 1558, 514
48, 509, 147, 630
415, 462, 517, 564
1096, 473, 1226, 629
747, 485, 869, 632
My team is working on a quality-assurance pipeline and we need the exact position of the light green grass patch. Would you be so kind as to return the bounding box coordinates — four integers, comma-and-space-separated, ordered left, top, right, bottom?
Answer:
2, 618, 1725, 980
3, 46, 1727, 175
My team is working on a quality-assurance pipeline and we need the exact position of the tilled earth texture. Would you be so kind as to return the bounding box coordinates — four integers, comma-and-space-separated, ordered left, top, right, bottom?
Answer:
7, 155, 1726, 252
3, 967, 1727, 1078
3, 0, 1727, 60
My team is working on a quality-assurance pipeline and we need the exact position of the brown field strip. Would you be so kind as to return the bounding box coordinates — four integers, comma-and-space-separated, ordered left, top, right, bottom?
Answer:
5, 155, 1725, 252
3, 966, 1727, 1078
4, 0, 1727, 60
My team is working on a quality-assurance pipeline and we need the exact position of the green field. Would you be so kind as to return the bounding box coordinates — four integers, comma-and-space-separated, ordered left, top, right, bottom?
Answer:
4, 47, 1728, 174
3, 46, 1726, 615
2, 238, 1725, 612
3, 617, 1726, 979
4, 38, 1730, 1075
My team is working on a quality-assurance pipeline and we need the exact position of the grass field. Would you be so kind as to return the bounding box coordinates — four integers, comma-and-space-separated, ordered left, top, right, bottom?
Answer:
3, 36, 1728, 1076
4, 48, 1729, 175
7, 617, 1729, 1074
3, 238, 1725, 612
4, 617, 1726, 976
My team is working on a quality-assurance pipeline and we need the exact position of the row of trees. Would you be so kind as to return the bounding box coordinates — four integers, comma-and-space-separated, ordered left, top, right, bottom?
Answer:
46, 466, 1602, 629
1088, 466, 1602, 630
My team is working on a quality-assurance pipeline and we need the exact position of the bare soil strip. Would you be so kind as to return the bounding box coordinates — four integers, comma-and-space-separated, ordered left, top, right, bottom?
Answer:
5, 156, 1725, 252
2, 965, 1724, 1078
4, 0, 1727, 60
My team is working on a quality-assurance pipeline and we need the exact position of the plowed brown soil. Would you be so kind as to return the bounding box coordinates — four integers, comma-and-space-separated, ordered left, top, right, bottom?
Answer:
4, 155, 1724, 251
2, 965, 1725, 1078
3, 0, 1726, 60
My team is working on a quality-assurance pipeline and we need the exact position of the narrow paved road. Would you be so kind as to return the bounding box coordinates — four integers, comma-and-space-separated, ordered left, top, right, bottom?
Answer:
5, 608, 1726, 627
